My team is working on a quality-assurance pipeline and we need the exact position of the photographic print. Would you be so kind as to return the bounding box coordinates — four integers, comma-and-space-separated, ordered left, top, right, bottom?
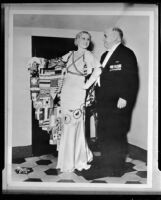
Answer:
3, 3, 160, 194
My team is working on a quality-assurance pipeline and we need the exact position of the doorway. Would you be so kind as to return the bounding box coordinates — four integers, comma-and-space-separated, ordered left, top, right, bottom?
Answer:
31, 36, 75, 156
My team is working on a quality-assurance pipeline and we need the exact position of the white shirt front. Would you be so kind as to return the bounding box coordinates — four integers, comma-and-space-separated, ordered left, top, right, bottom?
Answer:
96, 42, 121, 86
102, 42, 121, 68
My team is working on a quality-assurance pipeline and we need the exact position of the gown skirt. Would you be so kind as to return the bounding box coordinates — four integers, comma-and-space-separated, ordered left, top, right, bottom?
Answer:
56, 72, 93, 172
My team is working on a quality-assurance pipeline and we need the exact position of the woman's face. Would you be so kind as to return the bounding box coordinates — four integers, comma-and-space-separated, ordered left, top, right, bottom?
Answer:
77, 33, 90, 49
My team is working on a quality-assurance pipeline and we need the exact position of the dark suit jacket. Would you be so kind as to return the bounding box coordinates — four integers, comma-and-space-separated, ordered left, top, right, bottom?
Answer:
96, 43, 139, 112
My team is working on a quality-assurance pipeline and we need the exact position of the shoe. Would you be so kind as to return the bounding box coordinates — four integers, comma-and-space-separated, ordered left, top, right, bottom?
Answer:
74, 169, 83, 176
74, 163, 99, 177
82, 168, 110, 180
87, 156, 103, 167
80, 168, 97, 179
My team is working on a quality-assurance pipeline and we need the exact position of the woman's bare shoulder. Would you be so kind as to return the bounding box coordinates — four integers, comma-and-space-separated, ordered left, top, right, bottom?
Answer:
84, 50, 94, 60
85, 50, 93, 55
63, 51, 73, 57
62, 51, 73, 61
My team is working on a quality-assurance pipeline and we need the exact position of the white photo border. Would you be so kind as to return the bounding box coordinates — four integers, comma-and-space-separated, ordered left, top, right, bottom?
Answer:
3, 3, 159, 194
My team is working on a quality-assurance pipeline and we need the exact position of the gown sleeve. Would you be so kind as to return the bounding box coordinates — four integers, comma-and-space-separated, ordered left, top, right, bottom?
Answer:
61, 51, 72, 63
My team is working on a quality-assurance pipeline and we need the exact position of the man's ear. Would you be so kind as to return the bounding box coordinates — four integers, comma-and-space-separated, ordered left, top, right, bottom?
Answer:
114, 31, 120, 41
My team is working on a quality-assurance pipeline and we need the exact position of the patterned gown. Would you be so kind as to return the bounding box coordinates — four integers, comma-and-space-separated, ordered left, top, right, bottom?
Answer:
56, 50, 94, 172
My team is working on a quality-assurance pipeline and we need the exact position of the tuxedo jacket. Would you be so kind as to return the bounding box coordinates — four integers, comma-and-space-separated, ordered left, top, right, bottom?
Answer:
95, 43, 139, 111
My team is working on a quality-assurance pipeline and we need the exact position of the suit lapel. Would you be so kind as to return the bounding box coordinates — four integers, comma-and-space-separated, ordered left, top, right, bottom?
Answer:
101, 51, 108, 64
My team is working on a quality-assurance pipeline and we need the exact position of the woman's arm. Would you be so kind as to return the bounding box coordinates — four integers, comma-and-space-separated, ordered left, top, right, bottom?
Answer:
83, 51, 102, 89
83, 66, 102, 89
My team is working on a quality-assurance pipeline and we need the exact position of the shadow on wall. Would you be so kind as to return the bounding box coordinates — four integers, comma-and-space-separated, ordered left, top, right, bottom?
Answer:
122, 37, 141, 135
128, 62, 140, 134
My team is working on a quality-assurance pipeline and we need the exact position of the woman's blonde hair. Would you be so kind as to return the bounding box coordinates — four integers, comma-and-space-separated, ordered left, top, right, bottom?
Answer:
74, 31, 91, 46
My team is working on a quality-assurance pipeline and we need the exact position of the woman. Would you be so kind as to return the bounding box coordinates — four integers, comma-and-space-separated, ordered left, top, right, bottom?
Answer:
56, 31, 102, 172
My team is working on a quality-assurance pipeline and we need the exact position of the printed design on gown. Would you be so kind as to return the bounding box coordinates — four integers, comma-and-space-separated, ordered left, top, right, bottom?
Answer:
73, 109, 82, 119
51, 117, 63, 144
64, 114, 71, 124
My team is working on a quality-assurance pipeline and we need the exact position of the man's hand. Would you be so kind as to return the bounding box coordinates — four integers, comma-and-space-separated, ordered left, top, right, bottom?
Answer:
117, 97, 127, 109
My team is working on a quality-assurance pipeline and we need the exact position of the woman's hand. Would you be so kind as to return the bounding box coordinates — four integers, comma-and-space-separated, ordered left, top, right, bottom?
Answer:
83, 85, 89, 90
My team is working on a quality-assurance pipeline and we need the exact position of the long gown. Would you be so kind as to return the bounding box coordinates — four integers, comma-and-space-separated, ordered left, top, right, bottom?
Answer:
56, 50, 93, 172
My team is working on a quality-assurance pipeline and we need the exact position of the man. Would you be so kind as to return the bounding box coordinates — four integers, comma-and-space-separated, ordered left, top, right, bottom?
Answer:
76, 27, 139, 179
94, 27, 139, 176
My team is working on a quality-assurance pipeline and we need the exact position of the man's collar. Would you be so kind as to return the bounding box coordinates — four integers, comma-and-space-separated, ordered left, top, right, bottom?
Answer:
108, 42, 121, 52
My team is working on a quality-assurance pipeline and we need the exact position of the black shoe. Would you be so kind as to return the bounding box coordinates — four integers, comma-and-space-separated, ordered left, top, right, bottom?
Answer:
87, 156, 103, 167
74, 169, 83, 176
80, 167, 114, 180
74, 163, 99, 177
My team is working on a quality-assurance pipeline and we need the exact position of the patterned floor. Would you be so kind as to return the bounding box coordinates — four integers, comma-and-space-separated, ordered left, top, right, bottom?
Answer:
12, 152, 147, 184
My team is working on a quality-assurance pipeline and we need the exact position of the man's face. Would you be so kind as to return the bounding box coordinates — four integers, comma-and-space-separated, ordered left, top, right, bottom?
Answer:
103, 29, 116, 50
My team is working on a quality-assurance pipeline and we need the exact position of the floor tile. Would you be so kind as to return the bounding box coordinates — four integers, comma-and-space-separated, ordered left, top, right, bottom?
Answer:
28, 170, 46, 179
124, 171, 138, 175
44, 168, 59, 175
47, 162, 57, 169
36, 159, 52, 165
58, 172, 78, 180
25, 156, 40, 162
139, 178, 147, 184
121, 173, 141, 182
133, 164, 147, 171
41, 175, 60, 182
131, 159, 146, 166
73, 174, 89, 183
57, 179, 75, 183
100, 177, 126, 184
32, 165, 50, 172
91, 180, 107, 183
12, 173, 28, 182
64, 172, 90, 183
40, 154, 56, 160
125, 181, 142, 184
136, 171, 147, 178
24, 178, 42, 182
39, 155, 52, 160
50, 158, 58, 164
57, 171, 90, 183
12, 163, 21, 170
20, 160, 38, 168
